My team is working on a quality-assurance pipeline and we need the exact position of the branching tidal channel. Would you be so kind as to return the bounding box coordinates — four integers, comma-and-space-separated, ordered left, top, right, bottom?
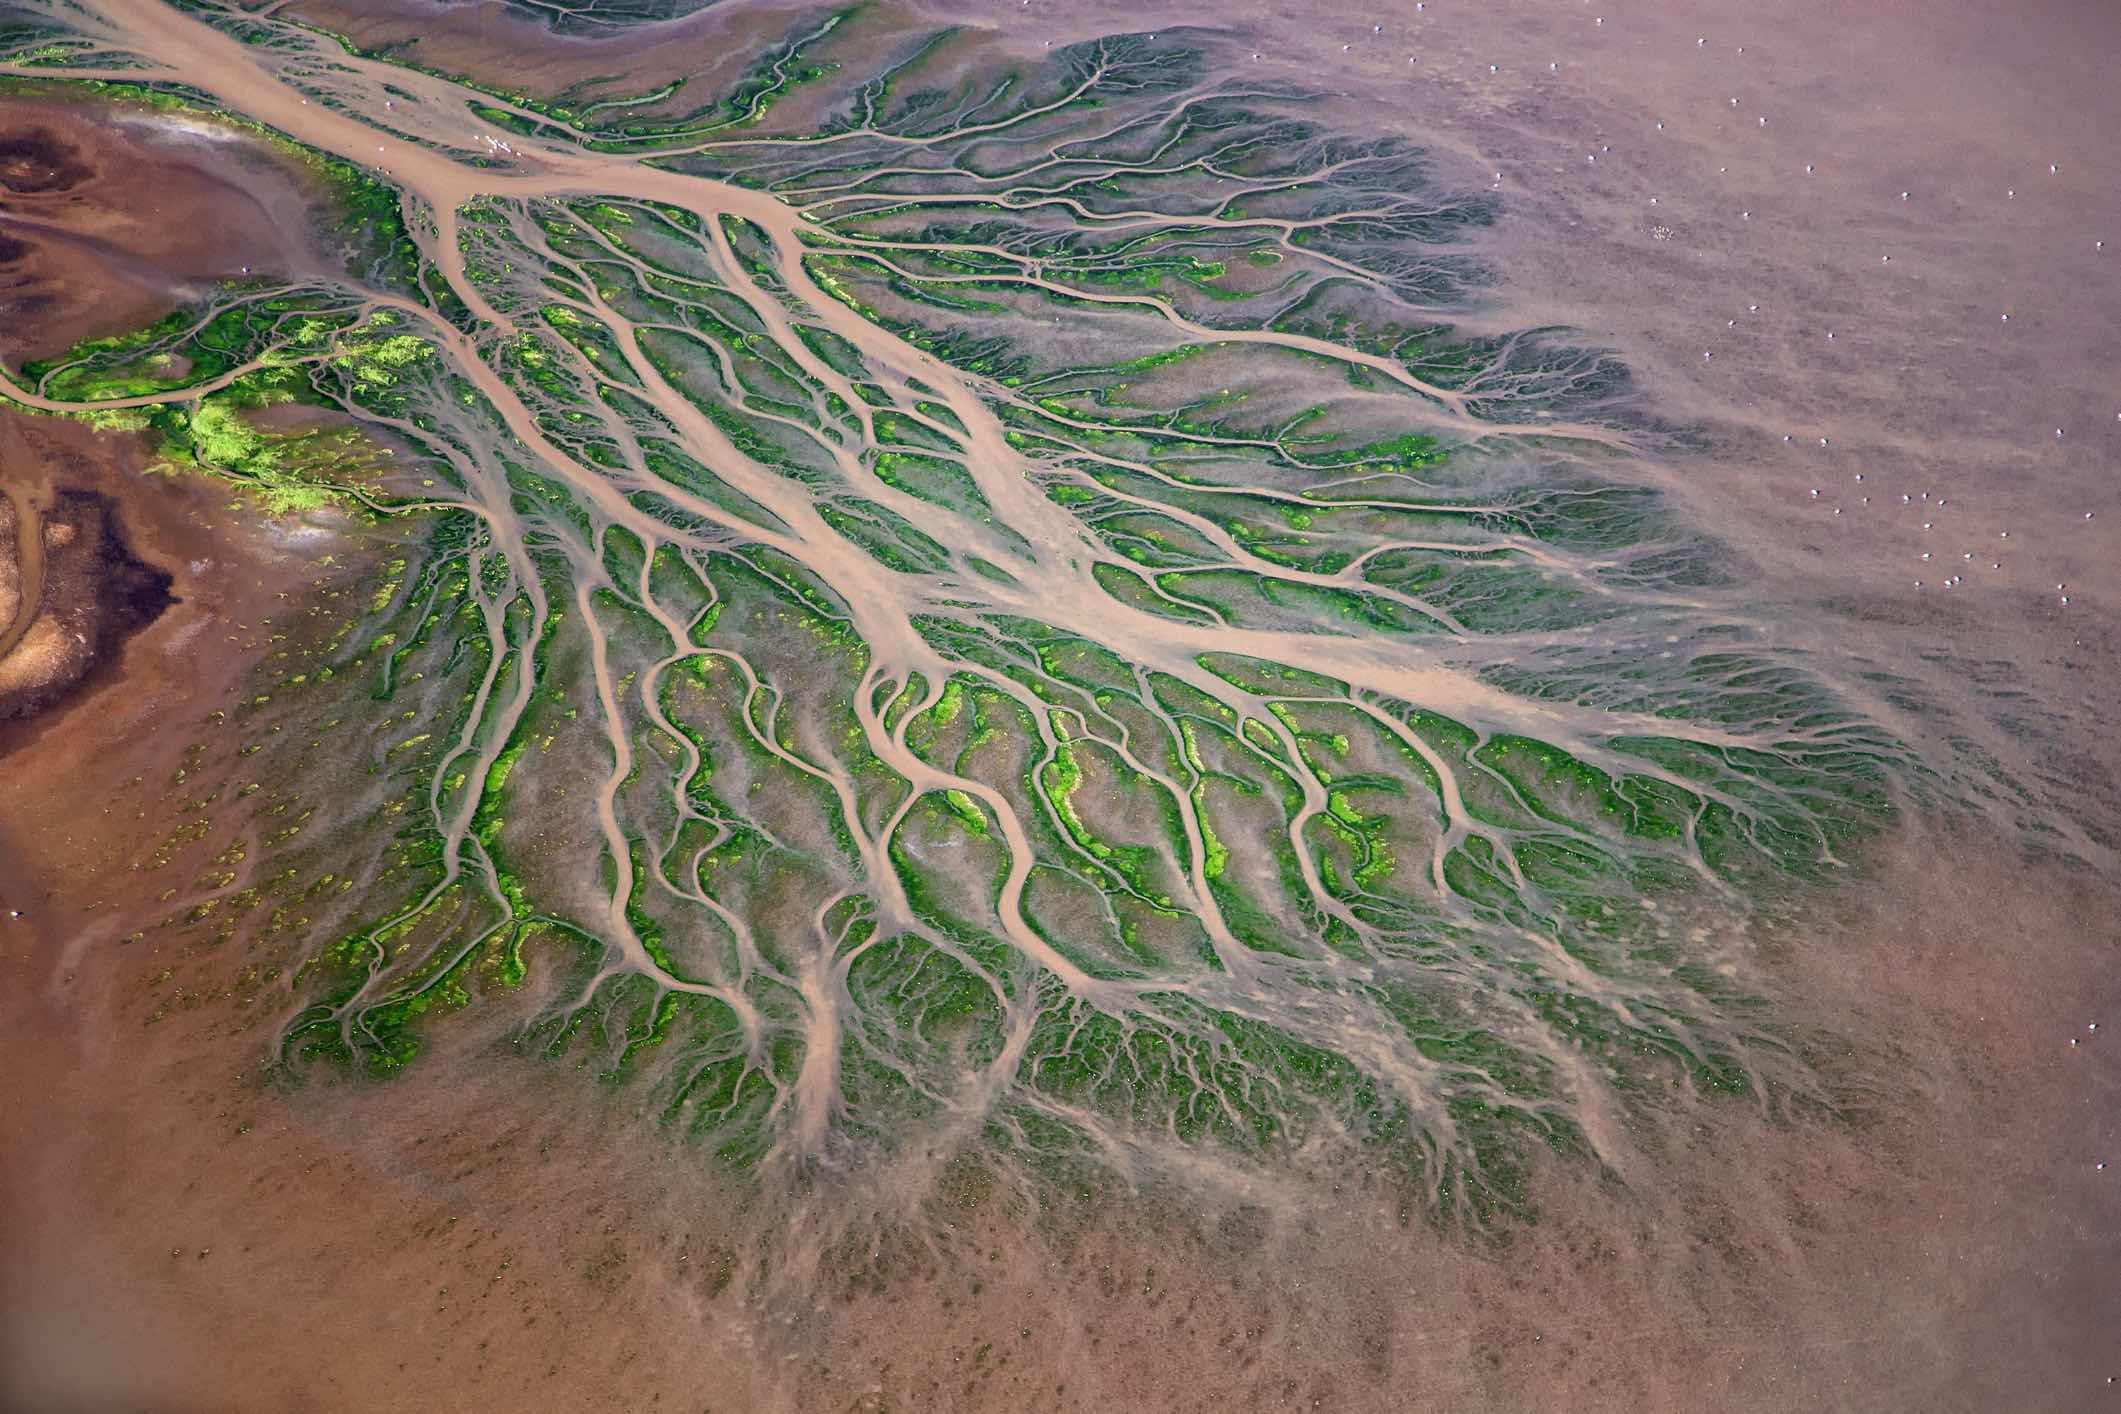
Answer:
3, 1, 1930, 1230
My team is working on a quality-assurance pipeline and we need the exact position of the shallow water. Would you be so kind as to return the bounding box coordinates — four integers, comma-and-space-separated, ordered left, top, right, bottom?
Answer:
0, 2, 2115, 1409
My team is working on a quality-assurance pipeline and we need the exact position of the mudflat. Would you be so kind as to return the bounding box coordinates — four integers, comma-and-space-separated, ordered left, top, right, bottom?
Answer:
1, 3, 2115, 1411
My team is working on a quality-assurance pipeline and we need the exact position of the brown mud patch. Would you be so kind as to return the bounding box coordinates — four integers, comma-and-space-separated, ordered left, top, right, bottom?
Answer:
0, 410, 377, 861
0, 127, 94, 194
0, 481, 172, 726
0, 413, 219, 748
0, 94, 325, 365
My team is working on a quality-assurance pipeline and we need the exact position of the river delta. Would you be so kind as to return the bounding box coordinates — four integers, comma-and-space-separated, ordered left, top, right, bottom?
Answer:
1, 2, 2115, 1410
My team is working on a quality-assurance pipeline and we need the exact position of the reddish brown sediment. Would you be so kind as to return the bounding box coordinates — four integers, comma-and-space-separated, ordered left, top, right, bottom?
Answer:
0, 482, 171, 725
0, 96, 328, 366
0, 409, 352, 745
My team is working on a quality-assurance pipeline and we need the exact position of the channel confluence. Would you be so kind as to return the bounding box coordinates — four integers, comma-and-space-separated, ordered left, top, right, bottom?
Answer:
0, 2, 1916, 1227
